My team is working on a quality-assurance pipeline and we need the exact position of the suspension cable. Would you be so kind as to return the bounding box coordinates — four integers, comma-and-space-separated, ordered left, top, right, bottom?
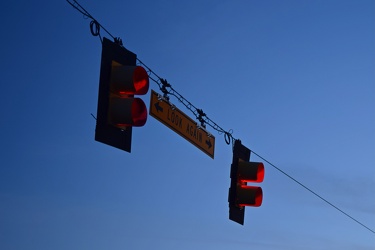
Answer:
66, 0, 375, 235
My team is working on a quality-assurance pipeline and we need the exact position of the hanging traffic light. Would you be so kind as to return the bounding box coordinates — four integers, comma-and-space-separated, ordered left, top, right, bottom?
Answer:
228, 139, 264, 225
95, 37, 149, 152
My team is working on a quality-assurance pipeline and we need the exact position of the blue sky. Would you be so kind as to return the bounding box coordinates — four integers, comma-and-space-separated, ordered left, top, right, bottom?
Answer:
0, 0, 374, 249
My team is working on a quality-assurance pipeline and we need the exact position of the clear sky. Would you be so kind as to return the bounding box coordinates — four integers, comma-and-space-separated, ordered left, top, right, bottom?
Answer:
0, 0, 374, 249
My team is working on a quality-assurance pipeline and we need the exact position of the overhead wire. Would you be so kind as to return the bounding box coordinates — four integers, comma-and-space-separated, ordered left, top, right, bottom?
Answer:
251, 150, 375, 234
66, 0, 375, 235
136, 60, 236, 144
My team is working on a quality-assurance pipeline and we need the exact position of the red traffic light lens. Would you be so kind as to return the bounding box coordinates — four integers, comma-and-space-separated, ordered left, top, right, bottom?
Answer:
132, 66, 149, 95
109, 97, 147, 128
111, 64, 149, 95
254, 162, 264, 182
237, 186, 263, 207
238, 162, 264, 183
130, 97, 147, 126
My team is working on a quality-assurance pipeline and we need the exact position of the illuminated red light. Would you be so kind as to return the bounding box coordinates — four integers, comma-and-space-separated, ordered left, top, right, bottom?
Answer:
238, 161, 264, 183
109, 97, 147, 128
131, 98, 147, 126
110, 65, 149, 95
237, 186, 263, 207
95, 37, 148, 153
229, 140, 265, 224
132, 66, 149, 95
108, 64, 149, 128
235, 161, 264, 207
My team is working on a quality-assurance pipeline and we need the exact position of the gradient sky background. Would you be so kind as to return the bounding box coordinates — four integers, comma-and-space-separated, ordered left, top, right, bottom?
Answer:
0, 0, 374, 249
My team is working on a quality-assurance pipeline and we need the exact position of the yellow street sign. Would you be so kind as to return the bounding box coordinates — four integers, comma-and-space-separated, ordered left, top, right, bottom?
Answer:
150, 90, 215, 158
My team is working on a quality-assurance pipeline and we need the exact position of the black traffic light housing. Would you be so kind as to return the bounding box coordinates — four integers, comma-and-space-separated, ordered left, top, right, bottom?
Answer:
95, 37, 149, 152
229, 140, 264, 225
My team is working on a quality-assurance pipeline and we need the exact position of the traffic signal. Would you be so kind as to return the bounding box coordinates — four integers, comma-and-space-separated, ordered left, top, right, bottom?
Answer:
228, 140, 264, 225
95, 37, 149, 152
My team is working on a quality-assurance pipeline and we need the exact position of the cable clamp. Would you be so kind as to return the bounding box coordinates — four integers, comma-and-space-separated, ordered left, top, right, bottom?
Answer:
197, 109, 206, 128
160, 78, 171, 101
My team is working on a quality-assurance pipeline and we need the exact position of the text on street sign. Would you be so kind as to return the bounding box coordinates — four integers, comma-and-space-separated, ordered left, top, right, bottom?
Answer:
150, 90, 215, 158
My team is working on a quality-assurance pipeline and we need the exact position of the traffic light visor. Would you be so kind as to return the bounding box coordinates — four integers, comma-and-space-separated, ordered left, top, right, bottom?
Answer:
111, 63, 149, 95
109, 97, 147, 128
237, 186, 263, 207
238, 161, 264, 183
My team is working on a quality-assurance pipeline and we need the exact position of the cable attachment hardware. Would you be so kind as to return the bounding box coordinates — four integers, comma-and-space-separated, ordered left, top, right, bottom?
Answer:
160, 78, 171, 101
90, 20, 100, 36
197, 109, 206, 128
224, 131, 232, 145
114, 37, 123, 46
